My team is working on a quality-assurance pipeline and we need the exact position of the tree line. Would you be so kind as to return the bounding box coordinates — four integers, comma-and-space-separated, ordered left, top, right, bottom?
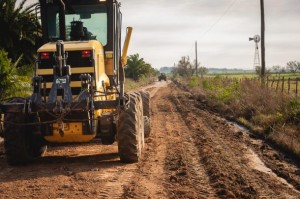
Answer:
271, 61, 300, 75
173, 56, 300, 78
172, 56, 208, 78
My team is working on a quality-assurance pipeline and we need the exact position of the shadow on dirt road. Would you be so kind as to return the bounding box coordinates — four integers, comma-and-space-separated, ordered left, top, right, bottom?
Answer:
0, 141, 123, 182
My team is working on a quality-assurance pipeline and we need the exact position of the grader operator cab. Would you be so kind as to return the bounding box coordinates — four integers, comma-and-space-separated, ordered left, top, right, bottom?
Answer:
0, 0, 151, 165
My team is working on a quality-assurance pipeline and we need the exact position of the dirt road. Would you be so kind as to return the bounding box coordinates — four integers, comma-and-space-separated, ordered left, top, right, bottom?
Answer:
1, 81, 300, 198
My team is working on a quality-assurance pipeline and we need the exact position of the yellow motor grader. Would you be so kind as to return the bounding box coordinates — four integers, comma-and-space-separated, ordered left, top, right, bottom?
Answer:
0, 0, 151, 165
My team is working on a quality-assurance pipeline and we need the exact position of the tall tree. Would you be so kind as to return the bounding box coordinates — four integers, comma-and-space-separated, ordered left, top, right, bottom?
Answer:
272, 65, 282, 76
125, 54, 154, 81
0, 0, 41, 65
198, 66, 208, 78
286, 61, 300, 74
174, 56, 195, 77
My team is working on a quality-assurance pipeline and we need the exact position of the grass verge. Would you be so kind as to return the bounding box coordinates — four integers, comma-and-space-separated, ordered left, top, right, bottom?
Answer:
174, 76, 300, 157
125, 76, 156, 92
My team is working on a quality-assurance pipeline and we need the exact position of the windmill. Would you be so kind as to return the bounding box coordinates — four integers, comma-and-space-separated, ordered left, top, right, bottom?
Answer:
249, 35, 261, 69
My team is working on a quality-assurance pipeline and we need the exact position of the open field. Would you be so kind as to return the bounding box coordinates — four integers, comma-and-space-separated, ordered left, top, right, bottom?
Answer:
207, 73, 257, 79
204, 73, 300, 96
207, 73, 300, 79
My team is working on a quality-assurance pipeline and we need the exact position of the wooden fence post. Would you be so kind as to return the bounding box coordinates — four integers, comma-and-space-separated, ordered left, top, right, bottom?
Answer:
281, 76, 285, 93
288, 78, 290, 94
276, 77, 279, 91
296, 78, 299, 97
271, 77, 275, 88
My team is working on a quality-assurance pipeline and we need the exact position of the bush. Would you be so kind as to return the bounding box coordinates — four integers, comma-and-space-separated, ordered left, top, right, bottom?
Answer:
286, 100, 300, 124
202, 79, 215, 90
201, 77, 240, 103
188, 76, 199, 88
0, 49, 31, 100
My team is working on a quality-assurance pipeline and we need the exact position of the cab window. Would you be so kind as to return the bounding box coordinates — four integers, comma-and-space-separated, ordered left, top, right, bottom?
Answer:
47, 4, 107, 45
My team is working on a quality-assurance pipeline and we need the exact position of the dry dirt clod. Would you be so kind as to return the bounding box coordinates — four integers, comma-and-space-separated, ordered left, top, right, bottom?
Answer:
62, 184, 71, 189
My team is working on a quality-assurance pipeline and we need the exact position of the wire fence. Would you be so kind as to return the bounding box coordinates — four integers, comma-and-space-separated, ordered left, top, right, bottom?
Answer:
208, 76, 299, 97
266, 76, 299, 97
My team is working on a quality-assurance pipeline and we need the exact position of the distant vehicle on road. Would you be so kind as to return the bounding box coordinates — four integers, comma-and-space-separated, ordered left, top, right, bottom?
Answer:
158, 73, 167, 81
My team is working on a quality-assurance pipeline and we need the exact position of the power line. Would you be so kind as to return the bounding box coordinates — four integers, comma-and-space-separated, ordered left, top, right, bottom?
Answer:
182, 0, 238, 64
199, 0, 238, 39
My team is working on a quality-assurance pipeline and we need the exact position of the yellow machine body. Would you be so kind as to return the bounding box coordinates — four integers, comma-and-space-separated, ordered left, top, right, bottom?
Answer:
33, 0, 132, 144
37, 40, 114, 143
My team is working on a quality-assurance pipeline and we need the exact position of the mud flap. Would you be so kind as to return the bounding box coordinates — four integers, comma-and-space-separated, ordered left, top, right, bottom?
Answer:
98, 113, 116, 145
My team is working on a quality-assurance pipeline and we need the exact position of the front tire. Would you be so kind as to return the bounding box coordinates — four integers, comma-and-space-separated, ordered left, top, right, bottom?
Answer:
139, 91, 151, 138
4, 98, 46, 165
117, 93, 144, 163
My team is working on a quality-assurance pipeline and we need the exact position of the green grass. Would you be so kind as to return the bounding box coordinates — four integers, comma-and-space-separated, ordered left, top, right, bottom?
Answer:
206, 73, 300, 80
206, 73, 257, 79
188, 76, 200, 88
266, 76, 299, 95
202, 76, 241, 103
270, 73, 300, 78
203, 73, 300, 95
124, 76, 156, 92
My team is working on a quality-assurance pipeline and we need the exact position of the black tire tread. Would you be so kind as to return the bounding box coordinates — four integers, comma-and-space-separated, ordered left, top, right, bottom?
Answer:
4, 112, 31, 165
117, 93, 143, 163
139, 91, 151, 138
139, 91, 150, 118
4, 98, 46, 165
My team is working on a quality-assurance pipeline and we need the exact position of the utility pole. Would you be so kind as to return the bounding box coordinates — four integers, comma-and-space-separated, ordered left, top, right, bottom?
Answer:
195, 41, 198, 76
260, 0, 266, 84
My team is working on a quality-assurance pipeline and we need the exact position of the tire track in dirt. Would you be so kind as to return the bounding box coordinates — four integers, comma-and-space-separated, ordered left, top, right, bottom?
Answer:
170, 83, 300, 198
163, 101, 217, 198
122, 83, 217, 198
0, 142, 140, 198
121, 90, 171, 198
1, 81, 300, 198
243, 131, 300, 192
0, 82, 171, 199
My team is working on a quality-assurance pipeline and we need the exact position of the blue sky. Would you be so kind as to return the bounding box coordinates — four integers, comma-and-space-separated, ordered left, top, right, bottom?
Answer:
22, 0, 300, 69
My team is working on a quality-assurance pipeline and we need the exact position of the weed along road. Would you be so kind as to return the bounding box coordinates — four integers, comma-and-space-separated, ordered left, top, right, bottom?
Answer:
1, 81, 300, 198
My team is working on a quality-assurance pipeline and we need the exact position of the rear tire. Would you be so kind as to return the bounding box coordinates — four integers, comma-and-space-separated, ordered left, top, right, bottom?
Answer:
143, 116, 151, 138
139, 91, 151, 138
4, 98, 46, 165
101, 135, 115, 145
98, 115, 116, 145
117, 93, 144, 163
